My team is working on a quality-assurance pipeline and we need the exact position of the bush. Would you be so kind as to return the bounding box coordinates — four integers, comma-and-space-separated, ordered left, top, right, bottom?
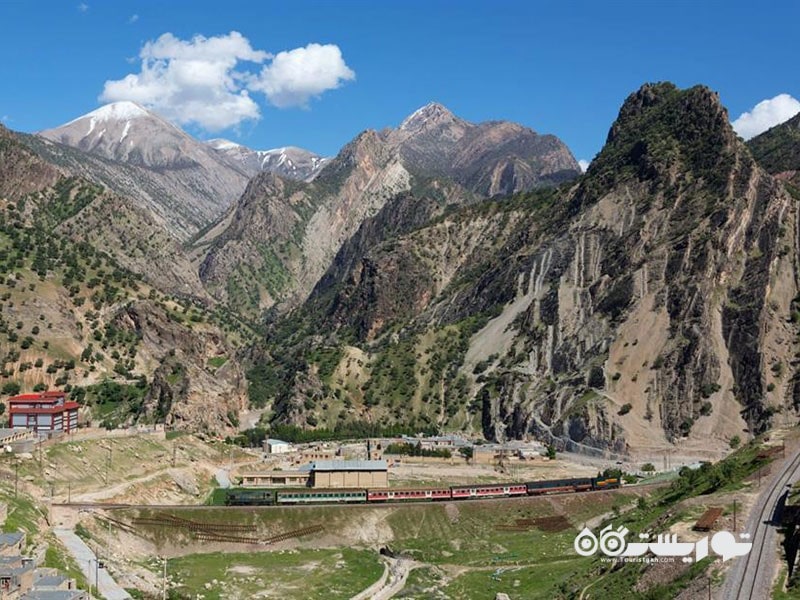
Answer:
641, 463, 656, 472
618, 403, 633, 416
1, 382, 20, 395
729, 435, 741, 449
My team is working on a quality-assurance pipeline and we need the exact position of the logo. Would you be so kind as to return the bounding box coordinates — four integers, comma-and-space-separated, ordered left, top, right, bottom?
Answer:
574, 525, 752, 563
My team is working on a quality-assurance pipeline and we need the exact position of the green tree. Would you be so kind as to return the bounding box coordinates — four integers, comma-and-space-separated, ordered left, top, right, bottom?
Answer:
1, 382, 20, 395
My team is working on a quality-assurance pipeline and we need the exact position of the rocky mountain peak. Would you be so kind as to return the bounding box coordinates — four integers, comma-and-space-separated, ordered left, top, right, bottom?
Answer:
398, 102, 462, 133
77, 100, 152, 123
581, 83, 737, 205
206, 139, 328, 181
608, 83, 729, 146
206, 138, 243, 151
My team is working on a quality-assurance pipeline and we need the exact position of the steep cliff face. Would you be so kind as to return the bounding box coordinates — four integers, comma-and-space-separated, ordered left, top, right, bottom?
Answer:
260, 83, 799, 456
114, 301, 248, 432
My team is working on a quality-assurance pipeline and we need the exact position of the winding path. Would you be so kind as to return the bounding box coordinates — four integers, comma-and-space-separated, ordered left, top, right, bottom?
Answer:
53, 527, 132, 600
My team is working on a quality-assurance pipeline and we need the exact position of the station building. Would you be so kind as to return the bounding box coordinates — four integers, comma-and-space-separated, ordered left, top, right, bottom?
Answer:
239, 459, 389, 489
7, 392, 78, 434
309, 460, 388, 489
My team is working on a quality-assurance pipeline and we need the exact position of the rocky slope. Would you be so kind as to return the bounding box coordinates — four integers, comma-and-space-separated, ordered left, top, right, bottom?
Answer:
255, 83, 799, 456
38, 102, 251, 240
748, 112, 800, 188
197, 104, 579, 317
207, 139, 328, 181
0, 123, 249, 432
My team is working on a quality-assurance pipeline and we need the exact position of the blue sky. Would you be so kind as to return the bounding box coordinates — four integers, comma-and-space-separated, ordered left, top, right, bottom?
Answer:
1, 0, 799, 165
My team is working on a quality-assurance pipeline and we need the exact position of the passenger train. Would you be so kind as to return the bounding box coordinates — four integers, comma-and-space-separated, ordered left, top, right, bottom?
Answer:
223, 475, 621, 506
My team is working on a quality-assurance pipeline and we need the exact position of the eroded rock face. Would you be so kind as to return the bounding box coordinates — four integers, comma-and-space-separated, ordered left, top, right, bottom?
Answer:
265, 83, 800, 454
115, 301, 247, 433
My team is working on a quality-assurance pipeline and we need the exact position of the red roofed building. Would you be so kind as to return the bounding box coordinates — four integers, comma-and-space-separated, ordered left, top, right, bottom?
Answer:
7, 391, 78, 433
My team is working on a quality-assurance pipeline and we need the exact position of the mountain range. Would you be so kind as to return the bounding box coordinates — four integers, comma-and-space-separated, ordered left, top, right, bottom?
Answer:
0, 86, 797, 456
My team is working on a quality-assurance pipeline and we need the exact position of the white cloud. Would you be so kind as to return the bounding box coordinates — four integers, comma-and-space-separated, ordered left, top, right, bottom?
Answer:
101, 32, 268, 131
578, 159, 590, 173
78, 3, 88, 12
732, 94, 800, 140
100, 33, 355, 131
249, 43, 356, 108
128, 14, 139, 24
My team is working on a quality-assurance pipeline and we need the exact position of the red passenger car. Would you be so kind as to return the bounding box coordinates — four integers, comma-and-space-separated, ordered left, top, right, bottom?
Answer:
367, 487, 451, 502
450, 483, 528, 499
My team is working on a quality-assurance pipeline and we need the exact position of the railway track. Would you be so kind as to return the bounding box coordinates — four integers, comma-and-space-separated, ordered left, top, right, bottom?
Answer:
728, 448, 800, 600
131, 513, 255, 533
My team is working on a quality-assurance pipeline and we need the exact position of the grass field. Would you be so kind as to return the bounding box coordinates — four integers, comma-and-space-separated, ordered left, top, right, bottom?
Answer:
164, 548, 382, 600
116, 489, 640, 599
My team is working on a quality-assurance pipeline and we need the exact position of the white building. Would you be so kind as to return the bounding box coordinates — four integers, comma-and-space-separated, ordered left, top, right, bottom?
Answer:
263, 438, 291, 454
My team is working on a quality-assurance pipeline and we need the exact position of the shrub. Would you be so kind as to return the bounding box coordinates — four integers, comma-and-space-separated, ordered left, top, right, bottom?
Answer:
618, 403, 633, 416
1, 382, 20, 395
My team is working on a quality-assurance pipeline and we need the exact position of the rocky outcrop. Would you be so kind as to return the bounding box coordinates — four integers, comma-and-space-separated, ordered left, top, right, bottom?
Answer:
115, 301, 247, 432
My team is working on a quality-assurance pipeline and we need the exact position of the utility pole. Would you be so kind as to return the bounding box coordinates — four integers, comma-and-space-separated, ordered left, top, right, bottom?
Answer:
733, 499, 737, 532
14, 460, 18, 498
172, 443, 176, 468
162, 556, 167, 600
104, 443, 112, 485
707, 576, 712, 600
